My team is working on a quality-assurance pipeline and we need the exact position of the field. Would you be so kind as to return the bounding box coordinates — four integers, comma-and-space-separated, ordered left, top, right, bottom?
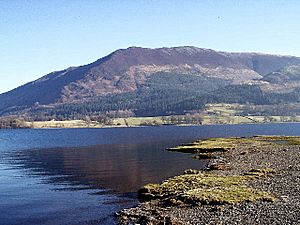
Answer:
25, 120, 101, 128
203, 103, 300, 124
112, 117, 164, 126
24, 103, 300, 128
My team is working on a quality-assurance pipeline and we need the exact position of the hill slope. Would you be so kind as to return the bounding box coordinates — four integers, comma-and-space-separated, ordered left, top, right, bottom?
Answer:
1, 46, 300, 118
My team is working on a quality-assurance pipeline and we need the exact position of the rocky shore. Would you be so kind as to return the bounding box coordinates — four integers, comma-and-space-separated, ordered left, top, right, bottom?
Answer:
117, 136, 300, 225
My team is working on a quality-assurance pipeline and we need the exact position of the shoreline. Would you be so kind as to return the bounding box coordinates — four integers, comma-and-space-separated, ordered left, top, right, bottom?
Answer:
117, 136, 300, 224
3, 120, 300, 129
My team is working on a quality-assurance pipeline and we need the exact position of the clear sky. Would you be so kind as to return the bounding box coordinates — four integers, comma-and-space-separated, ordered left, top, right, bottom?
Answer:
1, 0, 300, 94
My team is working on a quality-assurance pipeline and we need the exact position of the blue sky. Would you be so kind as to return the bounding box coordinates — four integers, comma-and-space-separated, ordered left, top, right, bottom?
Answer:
1, 0, 300, 94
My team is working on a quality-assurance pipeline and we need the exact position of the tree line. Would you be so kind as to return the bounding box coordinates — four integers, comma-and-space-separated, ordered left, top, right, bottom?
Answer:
0, 117, 30, 129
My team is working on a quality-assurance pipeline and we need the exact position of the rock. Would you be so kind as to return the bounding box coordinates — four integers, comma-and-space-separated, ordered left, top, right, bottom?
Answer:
208, 163, 231, 170
184, 169, 200, 174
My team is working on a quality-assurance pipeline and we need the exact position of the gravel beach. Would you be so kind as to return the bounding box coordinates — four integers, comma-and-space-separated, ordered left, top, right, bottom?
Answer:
117, 136, 300, 225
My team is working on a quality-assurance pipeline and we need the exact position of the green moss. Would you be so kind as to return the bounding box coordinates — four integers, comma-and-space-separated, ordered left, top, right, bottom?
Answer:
167, 138, 238, 153
254, 136, 300, 145
168, 136, 300, 156
167, 136, 276, 154
139, 171, 275, 205
155, 136, 297, 205
185, 186, 274, 204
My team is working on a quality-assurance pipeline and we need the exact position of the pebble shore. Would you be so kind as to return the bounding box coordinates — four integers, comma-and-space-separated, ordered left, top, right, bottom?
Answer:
117, 136, 300, 225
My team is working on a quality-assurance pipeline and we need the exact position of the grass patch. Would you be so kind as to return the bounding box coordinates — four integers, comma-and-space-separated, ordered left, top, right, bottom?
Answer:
150, 136, 299, 206
185, 186, 273, 205
167, 137, 274, 154
139, 170, 275, 205
254, 136, 300, 145
168, 135, 300, 156
167, 138, 237, 153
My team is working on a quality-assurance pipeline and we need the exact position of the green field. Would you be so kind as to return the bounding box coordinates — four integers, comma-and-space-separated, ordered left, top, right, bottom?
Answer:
23, 103, 300, 128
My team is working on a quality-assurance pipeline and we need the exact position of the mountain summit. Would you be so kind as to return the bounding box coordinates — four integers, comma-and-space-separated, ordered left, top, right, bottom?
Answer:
1, 46, 300, 118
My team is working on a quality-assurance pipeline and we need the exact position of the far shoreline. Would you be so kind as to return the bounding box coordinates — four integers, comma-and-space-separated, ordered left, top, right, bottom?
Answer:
1, 120, 300, 130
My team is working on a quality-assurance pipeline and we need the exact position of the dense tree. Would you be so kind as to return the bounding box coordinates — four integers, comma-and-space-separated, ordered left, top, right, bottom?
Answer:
3, 73, 300, 120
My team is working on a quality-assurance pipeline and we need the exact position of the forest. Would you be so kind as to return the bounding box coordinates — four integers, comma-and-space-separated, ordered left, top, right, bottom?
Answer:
2, 72, 300, 121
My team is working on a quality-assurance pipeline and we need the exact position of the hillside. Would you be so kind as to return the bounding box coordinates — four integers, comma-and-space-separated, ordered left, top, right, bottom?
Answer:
1, 46, 300, 119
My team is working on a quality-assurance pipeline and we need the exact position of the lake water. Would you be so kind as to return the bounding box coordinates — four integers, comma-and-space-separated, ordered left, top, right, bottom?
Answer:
1, 123, 300, 225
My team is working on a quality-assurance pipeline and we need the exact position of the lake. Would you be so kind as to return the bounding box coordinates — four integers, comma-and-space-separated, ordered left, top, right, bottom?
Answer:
1, 123, 300, 225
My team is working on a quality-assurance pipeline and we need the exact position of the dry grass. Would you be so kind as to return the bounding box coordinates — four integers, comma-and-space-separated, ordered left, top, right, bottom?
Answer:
139, 170, 275, 205
167, 137, 274, 154
203, 103, 300, 124
112, 117, 164, 126
26, 120, 102, 128
153, 136, 300, 205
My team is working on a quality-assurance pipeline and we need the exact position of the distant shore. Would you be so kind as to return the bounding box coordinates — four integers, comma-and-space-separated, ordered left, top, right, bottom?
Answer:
22, 117, 300, 129
2, 103, 300, 129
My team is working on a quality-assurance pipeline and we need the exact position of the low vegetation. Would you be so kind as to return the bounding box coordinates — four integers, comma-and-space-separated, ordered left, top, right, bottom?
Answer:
119, 135, 300, 224
139, 169, 275, 205
139, 136, 300, 206
167, 137, 273, 154
0, 117, 30, 129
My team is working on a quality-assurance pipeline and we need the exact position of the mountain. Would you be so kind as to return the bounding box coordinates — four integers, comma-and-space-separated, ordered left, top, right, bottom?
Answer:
262, 64, 300, 84
1, 46, 300, 119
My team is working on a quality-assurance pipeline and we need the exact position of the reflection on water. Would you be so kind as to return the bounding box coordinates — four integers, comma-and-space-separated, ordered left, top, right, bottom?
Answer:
10, 141, 205, 193
2, 123, 300, 225
0, 140, 205, 225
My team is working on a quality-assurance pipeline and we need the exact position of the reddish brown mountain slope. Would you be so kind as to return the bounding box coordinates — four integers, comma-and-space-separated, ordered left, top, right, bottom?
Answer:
0, 46, 299, 113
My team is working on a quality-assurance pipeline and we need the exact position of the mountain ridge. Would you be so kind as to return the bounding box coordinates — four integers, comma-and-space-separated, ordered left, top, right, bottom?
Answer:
1, 46, 300, 118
